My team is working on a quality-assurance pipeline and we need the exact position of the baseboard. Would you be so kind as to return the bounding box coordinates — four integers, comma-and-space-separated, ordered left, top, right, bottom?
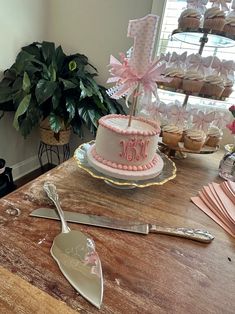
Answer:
11, 155, 42, 180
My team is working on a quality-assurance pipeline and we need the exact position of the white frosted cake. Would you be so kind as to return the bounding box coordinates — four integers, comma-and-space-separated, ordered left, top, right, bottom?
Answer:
87, 114, 164, 180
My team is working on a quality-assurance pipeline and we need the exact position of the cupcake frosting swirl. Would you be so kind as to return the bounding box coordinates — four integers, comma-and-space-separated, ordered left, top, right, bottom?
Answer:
204, 7, 225, 19
179, 9, 201, 20
207, 126, 223, 138
186, 129, 206, 141
165, 67, 184, 78
204, 74, 224, 86
184, 70, 204, 81
163, 124, 183, 134
225, 15, 235, 26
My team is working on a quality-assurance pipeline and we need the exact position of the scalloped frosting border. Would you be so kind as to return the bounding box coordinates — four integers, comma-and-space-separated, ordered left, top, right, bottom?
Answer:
99, 114, 160, 136
91, 146, 159, 171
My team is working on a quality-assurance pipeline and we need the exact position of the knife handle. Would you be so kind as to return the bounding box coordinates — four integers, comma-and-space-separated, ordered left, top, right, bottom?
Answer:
149, 225, 215, 243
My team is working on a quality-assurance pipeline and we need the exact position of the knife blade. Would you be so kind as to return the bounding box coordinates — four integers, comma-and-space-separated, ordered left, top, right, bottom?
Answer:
30, 208, 214, 243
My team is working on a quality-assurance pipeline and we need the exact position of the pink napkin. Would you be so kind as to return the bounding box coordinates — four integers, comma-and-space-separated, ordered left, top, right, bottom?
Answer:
191, 180, 235, 238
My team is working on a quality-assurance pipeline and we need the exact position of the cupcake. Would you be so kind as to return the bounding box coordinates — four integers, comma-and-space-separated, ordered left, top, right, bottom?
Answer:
162, 124, 183, 147
184, 129, 206, 151
203, 7, 225, 31
205, 126, 223, 147
178, 9, 201, 29
163, 67, 184, 90
223, 13, 235, 35
221, 79, 233, 98
200, 74, 224, 97
183, 70, 204, 93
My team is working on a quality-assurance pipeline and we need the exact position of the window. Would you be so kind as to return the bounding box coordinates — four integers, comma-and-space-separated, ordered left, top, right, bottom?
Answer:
156, 0, 235, 111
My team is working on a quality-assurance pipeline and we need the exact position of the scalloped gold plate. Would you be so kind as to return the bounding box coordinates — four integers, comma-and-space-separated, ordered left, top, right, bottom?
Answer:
74, 141, 176, 189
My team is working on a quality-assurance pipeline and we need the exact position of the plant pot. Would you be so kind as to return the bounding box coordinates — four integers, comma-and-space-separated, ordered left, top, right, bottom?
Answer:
39, 118, 71, 146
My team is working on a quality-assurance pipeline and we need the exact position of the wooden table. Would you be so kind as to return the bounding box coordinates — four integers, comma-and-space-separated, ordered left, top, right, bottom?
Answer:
0, 151, 234, 314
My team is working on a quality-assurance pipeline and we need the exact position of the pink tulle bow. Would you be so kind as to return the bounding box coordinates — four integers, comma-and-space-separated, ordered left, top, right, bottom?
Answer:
159, 52, 171, 63
167, 104, 189, 125
214, 111, 232, 129
187, 54, 213, 75
193, 111, 215, 131
210, 0, 231, 11
187, 0, 208, 13
107, 53, 167, 100
140, 101, 166, 120
211, 57, 235, 75
170, 52, 187, 66
232, 0, 235, 9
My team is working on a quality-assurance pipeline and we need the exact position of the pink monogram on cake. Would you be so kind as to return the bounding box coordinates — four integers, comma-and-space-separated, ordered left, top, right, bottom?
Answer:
120, 138, 150, 161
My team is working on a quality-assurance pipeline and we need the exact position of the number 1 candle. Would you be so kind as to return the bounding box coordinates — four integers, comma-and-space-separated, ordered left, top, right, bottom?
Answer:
107, 14, 167, 127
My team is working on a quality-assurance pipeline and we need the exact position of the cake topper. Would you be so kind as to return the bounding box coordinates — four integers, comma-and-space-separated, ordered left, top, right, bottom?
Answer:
187, 0, 208, 13
107, 14, 167, 127
210, 0, 231, 11
192, 110, 215, 131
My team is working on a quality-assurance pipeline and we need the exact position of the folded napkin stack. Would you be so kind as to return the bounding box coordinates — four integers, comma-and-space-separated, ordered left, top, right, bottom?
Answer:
191, 180, 235, 237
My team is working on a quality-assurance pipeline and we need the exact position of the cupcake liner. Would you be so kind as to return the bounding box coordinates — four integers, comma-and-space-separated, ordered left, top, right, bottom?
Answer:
201, 83, 224, 97
223, 24, 235, 35
205, 136, 221, 147
164, 77, 182, 90
182, 79, 203, 93
184, 136, 204, 151
203, 18, 225, 31
221, 86, 233, 98
162, 131, 182, 147
179, 17, 200, 29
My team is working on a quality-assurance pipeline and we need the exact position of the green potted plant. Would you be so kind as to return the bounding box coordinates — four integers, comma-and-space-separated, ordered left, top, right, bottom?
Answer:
0, 41, 124, 144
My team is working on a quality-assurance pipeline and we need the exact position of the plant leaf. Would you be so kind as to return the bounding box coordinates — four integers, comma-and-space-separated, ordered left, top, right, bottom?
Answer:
88, 108, 100, 128
52, 87, 62, 110
35, 79, 57, 104
49, 113, 62, 133
41, 41, 55, 64
48, 63, 57, 81
80, 80, 93, 99
22, 72, 31, 92
13, 94, 31, 130
60, 78, 77, 90
22, 42, 41, 60
65, 97, 76, 121
55, 45, 65, 72
0, 87, 13, 103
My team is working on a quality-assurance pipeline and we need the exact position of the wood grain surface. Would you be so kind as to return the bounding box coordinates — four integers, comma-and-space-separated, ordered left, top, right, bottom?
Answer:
0, 151, 234, 314
0, 266, 77, 314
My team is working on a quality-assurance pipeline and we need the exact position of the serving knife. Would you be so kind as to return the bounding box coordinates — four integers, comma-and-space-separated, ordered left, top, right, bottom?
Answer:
30, 207, 214, 243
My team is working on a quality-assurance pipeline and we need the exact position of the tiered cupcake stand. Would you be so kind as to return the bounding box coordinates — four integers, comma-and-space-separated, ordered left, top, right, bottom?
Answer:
158, 27, 235, 156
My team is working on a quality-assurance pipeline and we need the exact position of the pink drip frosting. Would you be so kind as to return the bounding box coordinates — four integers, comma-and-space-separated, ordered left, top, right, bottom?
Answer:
98, 114, 160, 136
91, 146, 159, 171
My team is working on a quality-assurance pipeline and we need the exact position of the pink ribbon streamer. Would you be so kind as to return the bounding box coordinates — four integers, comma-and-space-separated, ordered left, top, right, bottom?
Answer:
193, 111, 215, 131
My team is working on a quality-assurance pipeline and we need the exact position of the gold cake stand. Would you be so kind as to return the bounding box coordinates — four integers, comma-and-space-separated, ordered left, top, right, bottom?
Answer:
74, 141, 176, 189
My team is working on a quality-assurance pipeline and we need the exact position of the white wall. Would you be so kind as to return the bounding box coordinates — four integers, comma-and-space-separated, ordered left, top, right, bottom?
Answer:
0, 0, 48, 179
46, 0, 153, 84
0, 0, 153, 178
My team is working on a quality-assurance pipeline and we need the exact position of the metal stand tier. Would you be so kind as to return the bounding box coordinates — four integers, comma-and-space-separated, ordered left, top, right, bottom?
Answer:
171, 28, 235, 108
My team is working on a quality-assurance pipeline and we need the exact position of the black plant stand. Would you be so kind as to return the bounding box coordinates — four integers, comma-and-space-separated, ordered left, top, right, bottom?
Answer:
38, 141, 70, 169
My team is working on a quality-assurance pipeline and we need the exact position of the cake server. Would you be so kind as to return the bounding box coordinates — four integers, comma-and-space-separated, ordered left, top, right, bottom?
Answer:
30, 207, 214, 243
43, 182, 103, 309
